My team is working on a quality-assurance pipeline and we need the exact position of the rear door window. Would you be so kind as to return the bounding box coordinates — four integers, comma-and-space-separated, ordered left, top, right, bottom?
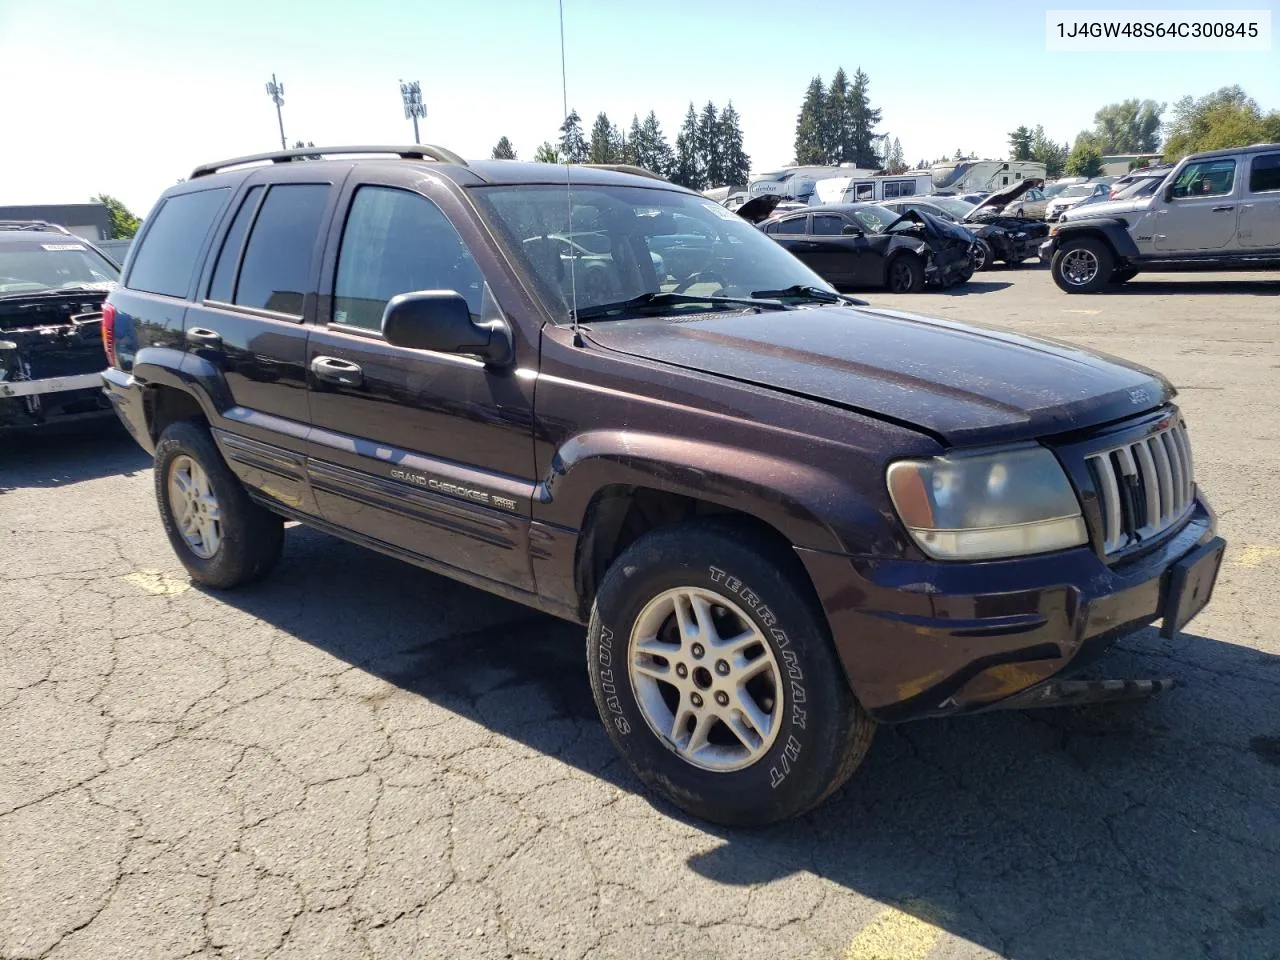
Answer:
1248, 153, 1280, 193
812, 215, 846, 236
233, 184, 329, 315
207, 186, 264, 303
126, 188, 230, 298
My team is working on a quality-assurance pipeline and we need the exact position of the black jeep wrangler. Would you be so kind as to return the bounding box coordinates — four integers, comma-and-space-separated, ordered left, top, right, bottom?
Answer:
103, 146, 1224, 826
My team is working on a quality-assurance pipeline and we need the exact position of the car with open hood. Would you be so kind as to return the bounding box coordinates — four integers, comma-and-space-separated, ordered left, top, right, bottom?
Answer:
880, 195, 1025, 271
750, 202, 975, 292
0, 221, 120, 431
100, 145, 1223, 828
933, 181, 1050, 264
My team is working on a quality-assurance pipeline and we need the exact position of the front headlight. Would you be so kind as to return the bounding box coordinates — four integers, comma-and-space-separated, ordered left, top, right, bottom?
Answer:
886, 446, 1087, 560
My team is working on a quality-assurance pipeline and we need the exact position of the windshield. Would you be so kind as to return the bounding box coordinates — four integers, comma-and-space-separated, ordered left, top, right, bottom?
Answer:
0, 239, 119, 295
1114, 176, 1165, 200
1042, 183, 1070, 199
848, 205, 901, 233
470, 184, 834, 322
926, 197, 976, 219
1059, 184, 1095, 199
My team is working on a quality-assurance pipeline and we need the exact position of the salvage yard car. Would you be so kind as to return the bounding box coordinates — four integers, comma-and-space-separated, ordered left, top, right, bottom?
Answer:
748, 201, 975, 292
0, 221, 119, 430
1042, 142, 1280, 292
102, 146, 1225, 827
879, 193, 1043, 270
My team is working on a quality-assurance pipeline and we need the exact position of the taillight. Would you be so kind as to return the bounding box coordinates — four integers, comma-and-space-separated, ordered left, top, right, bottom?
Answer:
101, 301, 117, 367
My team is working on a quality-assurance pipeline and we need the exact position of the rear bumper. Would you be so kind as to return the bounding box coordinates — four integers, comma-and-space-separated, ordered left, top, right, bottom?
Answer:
102, 367, 155, 455
797, 496, 1220, 723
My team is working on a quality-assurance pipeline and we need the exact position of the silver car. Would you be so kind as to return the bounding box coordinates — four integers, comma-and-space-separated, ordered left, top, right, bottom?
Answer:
1045, 182, 1112, 221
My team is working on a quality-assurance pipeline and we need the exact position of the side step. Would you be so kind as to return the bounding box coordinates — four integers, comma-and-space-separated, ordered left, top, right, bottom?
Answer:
992, 678, 1175, 711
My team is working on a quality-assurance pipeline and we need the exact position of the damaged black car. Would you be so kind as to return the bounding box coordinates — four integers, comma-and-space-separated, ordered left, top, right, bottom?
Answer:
955, 180, 1050, 265
739, 198, 974, 293
0, 222, 119, 431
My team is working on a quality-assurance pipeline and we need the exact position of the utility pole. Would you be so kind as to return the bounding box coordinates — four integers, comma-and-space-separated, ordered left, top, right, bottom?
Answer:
399, 80, 427, 144
265, 74, 286, 151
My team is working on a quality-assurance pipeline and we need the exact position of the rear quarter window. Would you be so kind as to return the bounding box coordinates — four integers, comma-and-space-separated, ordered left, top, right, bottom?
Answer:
126, 188, 230, 298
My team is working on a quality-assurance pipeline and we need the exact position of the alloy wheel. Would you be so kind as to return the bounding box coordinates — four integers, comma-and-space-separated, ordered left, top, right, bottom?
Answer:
628, 587, 784, 772
1060, 248, 1100, 286
168, 455, 222, 559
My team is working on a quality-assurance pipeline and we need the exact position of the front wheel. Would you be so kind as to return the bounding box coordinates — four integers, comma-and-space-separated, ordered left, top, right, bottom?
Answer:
586, 521, 875, 827
154, 419, 284, 589
885, 254, 925, 293
1051, 237, 1115, 293
971, 238, 992, 272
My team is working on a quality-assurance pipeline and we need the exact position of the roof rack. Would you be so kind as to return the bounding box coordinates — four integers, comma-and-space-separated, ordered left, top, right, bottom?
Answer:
0, 220, 73, 236
579, 163, 668, 183
190, 144, 468, 180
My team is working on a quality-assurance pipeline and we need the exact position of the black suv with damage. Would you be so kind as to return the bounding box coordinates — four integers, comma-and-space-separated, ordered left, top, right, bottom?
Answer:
1, 222, 119, 430
102, 146, 1224, 826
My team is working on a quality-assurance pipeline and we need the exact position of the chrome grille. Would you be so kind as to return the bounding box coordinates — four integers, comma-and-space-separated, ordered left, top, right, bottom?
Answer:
1086, 420, 1195, 554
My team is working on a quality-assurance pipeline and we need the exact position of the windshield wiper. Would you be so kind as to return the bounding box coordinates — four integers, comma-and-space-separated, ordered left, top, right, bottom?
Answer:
750, 284, 865, 306
573, 291, 791, 322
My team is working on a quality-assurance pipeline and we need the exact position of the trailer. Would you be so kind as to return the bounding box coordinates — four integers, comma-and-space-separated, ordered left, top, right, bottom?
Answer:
929, 160, 1047, 195
811, 172, 936, 205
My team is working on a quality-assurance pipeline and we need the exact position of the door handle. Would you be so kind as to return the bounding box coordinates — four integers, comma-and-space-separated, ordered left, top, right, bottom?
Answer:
310, 355, 363, 387
186, 326, 222, 346
1211, 206, 1235, 212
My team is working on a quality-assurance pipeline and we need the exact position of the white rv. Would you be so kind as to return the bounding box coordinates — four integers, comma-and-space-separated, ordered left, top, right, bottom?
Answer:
929, 160, 1047, 195
810, 172, 936, 205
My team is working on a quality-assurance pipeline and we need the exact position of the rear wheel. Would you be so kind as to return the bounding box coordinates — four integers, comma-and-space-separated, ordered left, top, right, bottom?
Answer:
154, 419, 284, 589
1051, 236, 1114, 293
586, 521, 875, 826
885, 255, 925, 293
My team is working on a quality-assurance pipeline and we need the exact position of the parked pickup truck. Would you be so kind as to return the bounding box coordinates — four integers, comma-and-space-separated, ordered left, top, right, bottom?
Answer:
0, 222, 120, 430
102, 146, 1225, 826
1041, 142, 1280, 292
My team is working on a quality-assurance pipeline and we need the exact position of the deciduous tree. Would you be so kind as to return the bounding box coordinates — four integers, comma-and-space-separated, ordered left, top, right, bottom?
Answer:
91, 193, 141, 239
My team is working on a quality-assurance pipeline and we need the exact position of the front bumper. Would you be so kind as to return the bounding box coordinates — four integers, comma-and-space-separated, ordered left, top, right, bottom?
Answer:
102, 367, 156, 455
1039, 237, 1057, 260
926, 247, 974, 286
797, 497, 1221, 723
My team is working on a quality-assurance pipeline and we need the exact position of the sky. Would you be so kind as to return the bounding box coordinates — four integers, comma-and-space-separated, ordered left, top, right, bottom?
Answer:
1, 0, 1276, 216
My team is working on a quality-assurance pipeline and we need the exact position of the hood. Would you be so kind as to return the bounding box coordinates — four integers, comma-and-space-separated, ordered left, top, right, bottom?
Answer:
887, 209, 974, 244
735, 194, 783, 224
1061, 195, 1155, 223
965, 178, 1043, 218
583, 305, 1172, 446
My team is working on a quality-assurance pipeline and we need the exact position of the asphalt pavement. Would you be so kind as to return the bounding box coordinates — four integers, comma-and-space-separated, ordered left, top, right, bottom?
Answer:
2, 265, 1278, 960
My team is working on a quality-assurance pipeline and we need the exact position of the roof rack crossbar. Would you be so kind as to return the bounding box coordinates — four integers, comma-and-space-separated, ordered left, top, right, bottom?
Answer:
578, 163, 668, 183
0, 220, 73, 235
190, 144, 468, 179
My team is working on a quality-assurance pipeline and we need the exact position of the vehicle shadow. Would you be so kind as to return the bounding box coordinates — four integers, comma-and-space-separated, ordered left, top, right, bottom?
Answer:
1108, 279, 1280, 296
213, 526, 1280, 960
937, 281, 1014, 296
0, 420, 149, 493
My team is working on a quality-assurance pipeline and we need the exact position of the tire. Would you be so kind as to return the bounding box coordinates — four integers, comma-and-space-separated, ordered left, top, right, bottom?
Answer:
971, 239, 992, 272
586, 520, 876, 827
1051, 236, 1114, 293
955, 264, 975, 285
154, 419, 284, 589
885, 254, 925, 293
1109, 266, 1138, 285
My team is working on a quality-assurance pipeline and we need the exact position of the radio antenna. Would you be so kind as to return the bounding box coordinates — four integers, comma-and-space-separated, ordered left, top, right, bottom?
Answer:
559, 0, 583, 347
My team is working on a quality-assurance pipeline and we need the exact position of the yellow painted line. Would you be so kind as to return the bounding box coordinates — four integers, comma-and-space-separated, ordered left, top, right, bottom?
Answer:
1229, 546, 1280, 569
845, 902, 946, 960
123, 571, 190, 595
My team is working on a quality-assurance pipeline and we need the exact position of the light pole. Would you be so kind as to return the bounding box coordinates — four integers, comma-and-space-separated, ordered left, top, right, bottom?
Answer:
265, 74, 286, 151
399, 80, 427, 144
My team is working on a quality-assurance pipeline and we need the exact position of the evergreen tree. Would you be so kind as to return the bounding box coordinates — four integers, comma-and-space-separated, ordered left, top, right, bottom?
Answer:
672, 102, 703, 189
880, 136, 906, 174
588, 112, 617, 163
490, 136, 517, 160
641, 110, 674, 177
1066, 139, 1104, 177
558, 110, 588, 163
1008, 126, 1033, 161
1030, 125, 1069, 178
826, 68, 851, 163
533, 142, 559, 163
718, 101, 751, 187
847, 68, 882, 167
794, 76, 826, 165
627, 114, 646, 167
697, 101, 722, 187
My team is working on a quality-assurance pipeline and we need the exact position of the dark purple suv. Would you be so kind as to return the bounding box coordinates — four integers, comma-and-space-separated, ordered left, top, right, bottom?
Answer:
100, 146, 1224, 826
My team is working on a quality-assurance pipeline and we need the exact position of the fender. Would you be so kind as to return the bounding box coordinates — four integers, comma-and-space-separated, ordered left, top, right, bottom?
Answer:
1053, 217, 1141, 260
130, 345, 232, 428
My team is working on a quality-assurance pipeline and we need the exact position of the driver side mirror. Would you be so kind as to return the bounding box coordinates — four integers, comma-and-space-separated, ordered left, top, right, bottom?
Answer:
381, 290, 513, 367
842, 224, 862, 235
1163, 184, 1175, 202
